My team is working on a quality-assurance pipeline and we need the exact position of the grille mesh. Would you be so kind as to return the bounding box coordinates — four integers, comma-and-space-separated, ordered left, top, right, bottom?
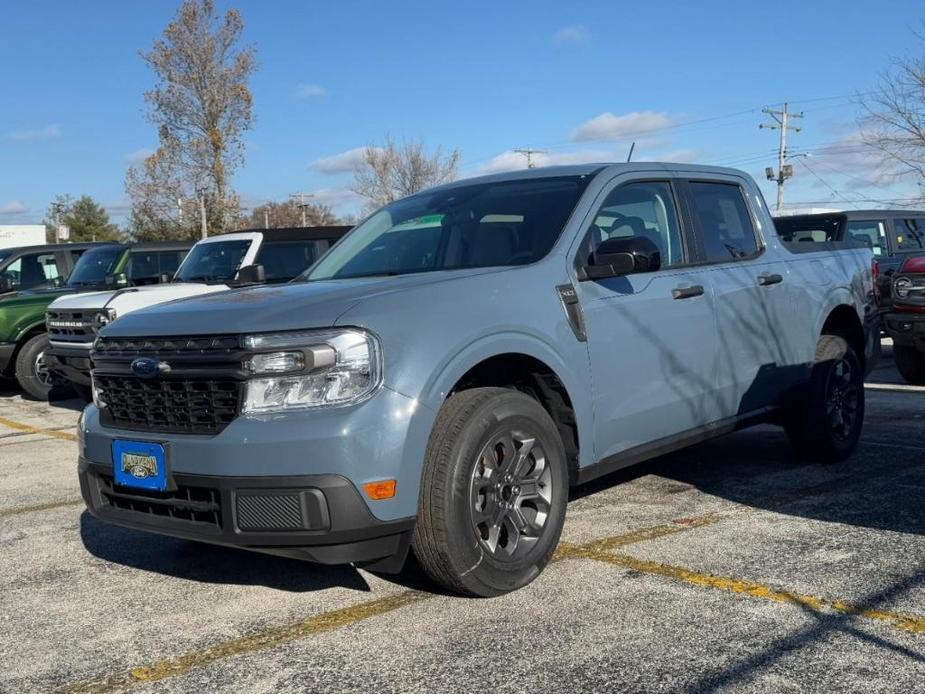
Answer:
95, 375, 241, 434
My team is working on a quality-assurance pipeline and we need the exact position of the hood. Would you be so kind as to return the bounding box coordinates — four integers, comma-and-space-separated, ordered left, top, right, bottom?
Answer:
102, 270, 503, 338
47, 282, 215, 311
0, 287, 74, 307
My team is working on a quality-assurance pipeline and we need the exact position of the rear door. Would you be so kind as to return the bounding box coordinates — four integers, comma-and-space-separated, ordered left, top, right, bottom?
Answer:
575, 175, 720, 461
681, 178, 799, 417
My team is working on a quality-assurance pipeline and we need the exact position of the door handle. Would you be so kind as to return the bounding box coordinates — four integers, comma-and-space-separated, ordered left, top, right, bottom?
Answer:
757, 273, 783, 286
672, 284, 705, 300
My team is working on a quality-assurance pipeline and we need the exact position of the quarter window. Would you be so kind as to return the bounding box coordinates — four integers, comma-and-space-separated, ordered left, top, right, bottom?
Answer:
893, 218, 925, 253
689, 182, 760, 262
589, 181, 684, 269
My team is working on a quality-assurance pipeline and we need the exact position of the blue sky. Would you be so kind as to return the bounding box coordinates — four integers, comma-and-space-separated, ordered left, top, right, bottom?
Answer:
1, 0, 923, 226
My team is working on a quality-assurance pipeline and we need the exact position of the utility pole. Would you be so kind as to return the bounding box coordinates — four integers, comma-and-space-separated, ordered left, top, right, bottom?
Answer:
289, 192, 314, 227
760, 102, 803, 213
514, 147, 547, 169
177, 198, 184, 226
264, 208, 269, 229
198, 194, 208, 239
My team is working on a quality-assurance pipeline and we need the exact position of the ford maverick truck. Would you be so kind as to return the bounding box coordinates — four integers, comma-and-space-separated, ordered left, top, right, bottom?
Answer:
0, 241, 190, 400
47, 227, 350, 397
79, 164, 879, 597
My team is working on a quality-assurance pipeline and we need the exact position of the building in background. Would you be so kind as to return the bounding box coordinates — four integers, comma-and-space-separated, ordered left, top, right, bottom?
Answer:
0, 225, 46, 250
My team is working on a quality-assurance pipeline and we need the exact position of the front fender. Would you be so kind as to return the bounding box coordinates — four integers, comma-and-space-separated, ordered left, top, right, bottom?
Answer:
416, 331, 595, 467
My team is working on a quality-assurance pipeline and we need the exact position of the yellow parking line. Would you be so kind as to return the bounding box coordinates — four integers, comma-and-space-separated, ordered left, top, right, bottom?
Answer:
0, 415, 78, 442
57, 591, 430, 694
0, 499, 82, 519
57, 515, 723, 694
559, 544, 925, 635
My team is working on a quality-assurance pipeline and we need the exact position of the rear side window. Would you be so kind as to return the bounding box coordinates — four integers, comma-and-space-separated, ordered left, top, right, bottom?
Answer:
0, 252, 61, 289
893, 218, 925, 253
845, 221, 887, 257
257, 240, 330, 281
127, 250, 187, 282
689, 182, 760, 262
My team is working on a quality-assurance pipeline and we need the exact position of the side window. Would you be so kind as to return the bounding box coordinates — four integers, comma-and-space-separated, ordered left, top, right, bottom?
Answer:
689, 182, 760, 262
893, 218, 925, 252
845, 221, 886, 256
589, 181, 684, 269
0, 253, 61, 289
256, 240, 328, 281
127, 251, 159, 280
158, 250, 186, 277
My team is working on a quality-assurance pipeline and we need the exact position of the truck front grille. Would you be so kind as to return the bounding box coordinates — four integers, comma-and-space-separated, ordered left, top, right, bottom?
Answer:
92, 335, 247, 435
46, 310, 95, 343
94, 375, 241, 434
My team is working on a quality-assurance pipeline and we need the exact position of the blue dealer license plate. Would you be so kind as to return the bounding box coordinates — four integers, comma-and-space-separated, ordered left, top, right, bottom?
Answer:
113, 440, 167, 492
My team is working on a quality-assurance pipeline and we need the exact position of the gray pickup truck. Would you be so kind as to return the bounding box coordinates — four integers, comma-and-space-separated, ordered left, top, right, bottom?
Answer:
78, 163, 879, 597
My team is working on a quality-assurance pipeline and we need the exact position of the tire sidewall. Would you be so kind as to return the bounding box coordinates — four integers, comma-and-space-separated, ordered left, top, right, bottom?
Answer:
440, 392, 568, 595
15, 333, 53, 400
810, 338, 865, 460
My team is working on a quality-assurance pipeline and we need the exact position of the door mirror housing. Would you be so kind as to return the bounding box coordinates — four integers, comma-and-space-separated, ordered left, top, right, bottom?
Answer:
233, 263, 266, 286
158, 273, 172, 284
581, 236, 662, 280
0, 277, 13, 292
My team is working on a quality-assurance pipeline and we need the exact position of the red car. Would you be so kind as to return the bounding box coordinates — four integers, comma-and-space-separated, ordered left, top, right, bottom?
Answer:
884, 255, 925, 383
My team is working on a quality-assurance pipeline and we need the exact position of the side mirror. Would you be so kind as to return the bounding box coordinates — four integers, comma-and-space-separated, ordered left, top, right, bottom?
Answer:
234, 263, 266, 285
581, 236, 661, 280
158, 273, 172, 284
0, 277, 13, 292
105, 272, 129, 288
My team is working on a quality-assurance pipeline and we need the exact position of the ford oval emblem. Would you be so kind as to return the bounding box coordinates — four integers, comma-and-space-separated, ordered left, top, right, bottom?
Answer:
131, 357, 160, 379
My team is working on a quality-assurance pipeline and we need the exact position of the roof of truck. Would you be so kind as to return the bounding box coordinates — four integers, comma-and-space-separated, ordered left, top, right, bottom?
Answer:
0, 242, 104, 255
227, 226, 353, 241
424, 162, 750, 192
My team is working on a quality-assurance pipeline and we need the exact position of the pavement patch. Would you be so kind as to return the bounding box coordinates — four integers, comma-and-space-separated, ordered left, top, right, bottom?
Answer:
0, 415, 78, 442
0, 498, 82, 519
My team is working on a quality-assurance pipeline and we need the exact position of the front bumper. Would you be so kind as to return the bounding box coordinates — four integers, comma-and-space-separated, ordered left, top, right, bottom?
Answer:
0, 342, 14, 374
884, 311, 925, 351
47, 343, 93, 386
79, 457, 414, 570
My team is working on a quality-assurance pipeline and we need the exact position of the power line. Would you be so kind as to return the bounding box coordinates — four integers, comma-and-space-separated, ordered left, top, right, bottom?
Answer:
513, 147, 547, 169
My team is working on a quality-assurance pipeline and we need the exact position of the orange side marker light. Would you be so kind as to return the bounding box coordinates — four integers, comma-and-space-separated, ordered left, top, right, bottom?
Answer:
363, 480, 397, 500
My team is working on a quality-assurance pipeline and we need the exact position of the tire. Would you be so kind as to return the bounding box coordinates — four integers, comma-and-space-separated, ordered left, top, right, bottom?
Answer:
412, 387, 568, 597
894, 345, 925, 385
14, 333, 58, 401
785, 335, 865, 463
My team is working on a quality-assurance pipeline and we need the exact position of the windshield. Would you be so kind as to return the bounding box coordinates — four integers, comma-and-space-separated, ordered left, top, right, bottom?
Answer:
67, 246, 124, 287
305, 176, 591, 281
174, 239, 252, 283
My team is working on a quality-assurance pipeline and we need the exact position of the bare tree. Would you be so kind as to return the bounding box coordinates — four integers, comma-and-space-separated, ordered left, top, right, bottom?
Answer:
860, 32, 925, 199
353, 136, 460, 209
126, 0, 256, 236
245, 199, 340, 229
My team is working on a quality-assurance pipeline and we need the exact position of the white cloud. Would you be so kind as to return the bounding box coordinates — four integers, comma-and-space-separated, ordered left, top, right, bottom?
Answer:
0, 200, 28, 215
7, 124, 61, 142
294, 83, 327, 99
473, 148, 616, 176
124, 148, 154, 163
656, 148, 702, 164
571, 111, 673, 142
310, 146, 377, 174
552, 25, 590, 45
311, 187, 364, 210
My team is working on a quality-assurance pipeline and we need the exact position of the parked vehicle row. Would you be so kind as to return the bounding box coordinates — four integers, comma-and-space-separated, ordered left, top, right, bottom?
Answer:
74, 163, 880, 597
46, 226, 350, 398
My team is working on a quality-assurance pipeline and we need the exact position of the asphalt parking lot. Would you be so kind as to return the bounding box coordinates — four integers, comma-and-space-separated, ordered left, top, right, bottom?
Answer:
1, 341, 923, 693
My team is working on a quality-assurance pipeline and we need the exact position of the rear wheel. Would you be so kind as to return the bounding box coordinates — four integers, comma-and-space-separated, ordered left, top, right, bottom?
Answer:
14, 333, 58, 401
412, 387, 568, 597
785, 335, 864, 463
894, 344, 925, 385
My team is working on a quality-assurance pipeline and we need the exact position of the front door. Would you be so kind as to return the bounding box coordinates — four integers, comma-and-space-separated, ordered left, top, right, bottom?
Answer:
575, 178, 719, 462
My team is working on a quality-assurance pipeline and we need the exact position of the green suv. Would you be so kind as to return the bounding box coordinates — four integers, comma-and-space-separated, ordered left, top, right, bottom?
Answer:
0, 241, 190, 399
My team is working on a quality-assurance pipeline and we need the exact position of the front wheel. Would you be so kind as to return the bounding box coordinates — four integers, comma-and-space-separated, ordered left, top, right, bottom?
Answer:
894, 344, 925, 385
785, 335, 865, 463
14, 333, 58, 401
412, 388, 568, 597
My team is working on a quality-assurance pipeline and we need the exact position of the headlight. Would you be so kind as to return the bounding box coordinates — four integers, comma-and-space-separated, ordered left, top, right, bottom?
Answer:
242, 329, 382, 414
92, 308, 117, 333
894, 276, 913, 299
